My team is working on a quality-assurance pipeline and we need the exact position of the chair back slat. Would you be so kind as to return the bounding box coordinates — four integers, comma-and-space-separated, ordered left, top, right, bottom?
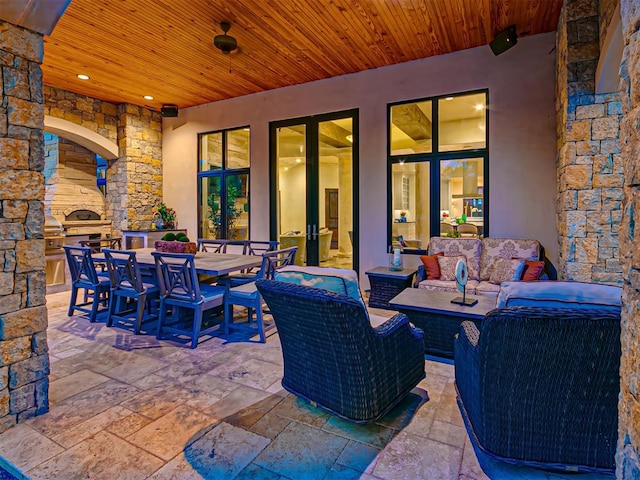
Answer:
258, 246, 298, 280
197, 239, 228, 253
103, 249, 144, 292
244, 240, 279, 256
63, 246, 100, 285
152, 252, 201, 304
79, 237, 122, 253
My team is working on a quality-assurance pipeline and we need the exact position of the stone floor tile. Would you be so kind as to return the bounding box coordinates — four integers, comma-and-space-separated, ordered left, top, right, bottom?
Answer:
27, 379, 141, 438
224, 394, 285, 429
335, 440, 380, 473
50, 405, 133, 449
459, 437, 490, 480
207, 356, 284, 391
254, 422, 348, 480
264, 380, 287, 396
0, 424, 64, 473
26, 430, 164, 480
147, 422, 270, 480
247, 410, 293, 440
401, 400, 439, 438
428, 419, 468, 448
324, 463, 363, 480
99, 352, 166, 384
235, 463, 283, 479
129, 373, 172, 390
371, 432, 462, 480
269, 395, 330, 429
206, 384, 273, 421
126, 404, 216, 461
322, 416, 395, 449
374, 389, 428, 430
49, 368, 110, 403
436, 394, 465, 427
105, 412, 153, 438
119, 384, 195, 420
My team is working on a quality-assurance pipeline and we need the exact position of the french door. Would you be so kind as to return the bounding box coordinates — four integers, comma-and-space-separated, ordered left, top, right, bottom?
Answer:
270, 110, 358, 269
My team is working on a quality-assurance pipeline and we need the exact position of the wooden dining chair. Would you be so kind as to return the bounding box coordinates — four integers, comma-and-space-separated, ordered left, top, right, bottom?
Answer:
152, 251, 226, 348
103, 249, 160, 334
224, 246, 297, 342
63, 246, 111, 322
457, 223, 478, 237
218, 240, 281, 287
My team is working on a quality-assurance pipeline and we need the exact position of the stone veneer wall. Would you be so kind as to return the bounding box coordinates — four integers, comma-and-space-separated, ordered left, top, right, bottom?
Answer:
556, 0, 623, 284
111, 104, 162, 233
0, 21, 49, 432
44, 88, 162, 233
617, 1, 640, 476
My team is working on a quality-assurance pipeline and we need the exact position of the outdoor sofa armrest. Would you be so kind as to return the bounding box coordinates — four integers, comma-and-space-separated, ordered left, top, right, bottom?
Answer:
414, 264, 427, 287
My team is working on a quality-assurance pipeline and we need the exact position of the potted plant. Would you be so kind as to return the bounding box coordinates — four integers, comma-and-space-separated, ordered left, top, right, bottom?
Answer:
153, 203, 177, 230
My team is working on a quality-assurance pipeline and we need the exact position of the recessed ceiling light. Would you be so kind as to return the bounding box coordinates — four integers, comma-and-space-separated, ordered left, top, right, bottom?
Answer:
143, 95, 154, 100
77, 74, 90, 80
296, 158, 301, 163
475, 104, 484, 111
445, 96, 454, 101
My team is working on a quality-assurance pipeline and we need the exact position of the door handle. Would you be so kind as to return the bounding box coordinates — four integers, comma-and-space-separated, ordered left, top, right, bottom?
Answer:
311, 224, 318, 240
306, 224, 312, 241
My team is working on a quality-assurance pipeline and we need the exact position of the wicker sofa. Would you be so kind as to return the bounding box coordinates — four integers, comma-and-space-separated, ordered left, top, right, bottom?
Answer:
455, 281, 622, 473
416, 237, 546, 296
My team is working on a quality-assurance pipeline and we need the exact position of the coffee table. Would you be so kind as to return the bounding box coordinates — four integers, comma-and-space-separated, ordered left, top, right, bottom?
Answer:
389, 288, 496, 358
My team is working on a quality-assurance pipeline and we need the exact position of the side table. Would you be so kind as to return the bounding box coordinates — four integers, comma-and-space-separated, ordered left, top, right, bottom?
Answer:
365, 266, 417, 310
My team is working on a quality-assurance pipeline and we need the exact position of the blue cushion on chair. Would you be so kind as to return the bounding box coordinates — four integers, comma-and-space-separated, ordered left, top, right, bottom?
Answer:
274, 266, 364, 305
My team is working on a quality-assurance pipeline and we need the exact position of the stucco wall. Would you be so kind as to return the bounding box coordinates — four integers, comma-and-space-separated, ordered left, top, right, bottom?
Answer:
162, 33, 557, 285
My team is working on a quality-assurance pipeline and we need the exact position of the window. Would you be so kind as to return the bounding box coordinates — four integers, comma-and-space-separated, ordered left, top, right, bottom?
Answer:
388, 91, 488, 252
198, 127, 250, 240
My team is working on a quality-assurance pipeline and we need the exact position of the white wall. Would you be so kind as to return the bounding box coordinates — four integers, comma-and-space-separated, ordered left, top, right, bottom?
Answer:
163, 32, 558, 286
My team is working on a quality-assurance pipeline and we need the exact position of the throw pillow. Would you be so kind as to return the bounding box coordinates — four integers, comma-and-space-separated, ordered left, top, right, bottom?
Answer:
420, 252, 444, 279
511, 258, 545, 281
436, 255, 466, 281
489, 258, 526, 285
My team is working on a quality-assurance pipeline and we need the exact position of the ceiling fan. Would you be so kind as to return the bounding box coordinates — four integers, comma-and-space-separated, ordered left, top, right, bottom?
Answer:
213, 22, 238, 55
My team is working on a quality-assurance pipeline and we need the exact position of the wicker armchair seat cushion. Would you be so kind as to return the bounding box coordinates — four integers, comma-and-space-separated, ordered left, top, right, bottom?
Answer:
256, 279, 426, 423
497, 281, 621, 309
274, 265, 364, 305
455, 306, 621, 473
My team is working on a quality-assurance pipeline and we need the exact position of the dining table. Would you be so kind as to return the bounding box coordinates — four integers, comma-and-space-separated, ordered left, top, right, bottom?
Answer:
117, 247, 263, 276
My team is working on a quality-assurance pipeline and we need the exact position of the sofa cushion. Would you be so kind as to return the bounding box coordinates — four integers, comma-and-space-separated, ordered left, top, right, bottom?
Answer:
497, 281, 622, 309
420, 252, 444, 279
489, 258, 526, 285
274, 266, 364, 305
418, 279, 479, 295
437, 255, 465, 281
519, 260, 545, 281
475, 281, 500, 297
480, 238, 540, 281
428, 237, 482, 281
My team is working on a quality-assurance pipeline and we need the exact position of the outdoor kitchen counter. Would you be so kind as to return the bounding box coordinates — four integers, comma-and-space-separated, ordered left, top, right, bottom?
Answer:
122, 229, 187, 249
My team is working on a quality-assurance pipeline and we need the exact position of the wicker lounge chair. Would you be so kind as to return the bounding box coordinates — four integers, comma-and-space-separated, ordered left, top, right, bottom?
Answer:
256, 279, 426, 423
455, 306, 621, 474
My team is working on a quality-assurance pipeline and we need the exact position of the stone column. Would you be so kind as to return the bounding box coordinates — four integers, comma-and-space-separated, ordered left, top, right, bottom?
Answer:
556, 0, 623, 284
617, 1, 640, 476
108, 104, 162, 234
0, 21, 49, 432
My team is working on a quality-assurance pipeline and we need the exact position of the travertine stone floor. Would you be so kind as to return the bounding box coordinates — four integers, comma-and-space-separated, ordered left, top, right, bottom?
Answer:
0, 292, 614, 480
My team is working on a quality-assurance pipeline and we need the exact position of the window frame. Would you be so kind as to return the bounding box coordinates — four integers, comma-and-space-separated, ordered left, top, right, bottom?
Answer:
387, 89, 489, 254
197, 126, 251, 240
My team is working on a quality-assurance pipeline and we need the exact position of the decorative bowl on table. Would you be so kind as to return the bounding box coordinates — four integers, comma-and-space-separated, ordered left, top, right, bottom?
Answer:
154, 240, 197, 254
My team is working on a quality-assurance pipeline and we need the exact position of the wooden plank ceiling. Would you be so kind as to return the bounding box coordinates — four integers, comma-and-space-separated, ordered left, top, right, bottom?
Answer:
41, 0, 562, 110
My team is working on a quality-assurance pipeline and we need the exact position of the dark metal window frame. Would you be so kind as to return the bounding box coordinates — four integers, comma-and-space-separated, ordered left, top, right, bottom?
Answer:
197, 126, 251, 240
386, 89, 489, 254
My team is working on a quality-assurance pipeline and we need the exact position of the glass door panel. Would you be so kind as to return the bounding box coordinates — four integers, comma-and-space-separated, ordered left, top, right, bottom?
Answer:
226, 173, 249, 240
317, 118, 353, 269
276, 125, 308, 265
200, 176, 222, 239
